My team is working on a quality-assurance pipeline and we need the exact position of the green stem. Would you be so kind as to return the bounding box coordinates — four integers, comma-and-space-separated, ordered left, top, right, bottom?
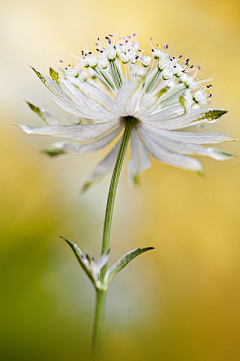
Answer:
92, 289, 107, 360
101, 117, 137, 258
91, 116, 137, 358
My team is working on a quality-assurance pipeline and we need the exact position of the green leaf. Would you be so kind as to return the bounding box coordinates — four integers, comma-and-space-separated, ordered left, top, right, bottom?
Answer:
60, 236, 96, 286
104, 247, 154, 286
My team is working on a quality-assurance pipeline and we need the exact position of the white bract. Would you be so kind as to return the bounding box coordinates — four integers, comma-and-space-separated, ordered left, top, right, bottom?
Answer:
18, 33, 235, 189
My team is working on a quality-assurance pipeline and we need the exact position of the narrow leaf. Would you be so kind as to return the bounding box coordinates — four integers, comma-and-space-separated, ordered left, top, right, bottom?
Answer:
104, 247, 154, 286
60, 236, 96, 286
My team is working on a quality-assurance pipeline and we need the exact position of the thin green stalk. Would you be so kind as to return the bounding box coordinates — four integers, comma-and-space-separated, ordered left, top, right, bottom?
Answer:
92, 289, 107, 360
91, 116, 137, 359
101, 116, 137, 258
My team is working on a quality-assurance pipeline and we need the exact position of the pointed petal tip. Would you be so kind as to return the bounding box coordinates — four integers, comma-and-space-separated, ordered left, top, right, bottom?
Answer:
39, 146, 64, 157
215, 109, 227, 117
133, 174, 141, 186
13, 124, 28, 132
14, 124, 32, 134
194, 168, 205, 178
216, 151, 236, 160
208, 147, 236, 161
81, 180, 96, 193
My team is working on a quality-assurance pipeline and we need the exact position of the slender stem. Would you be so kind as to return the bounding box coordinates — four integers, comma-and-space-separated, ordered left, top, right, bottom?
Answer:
91, 116, 137, 359
101, 116, 137, 258
91, 289, 107, 360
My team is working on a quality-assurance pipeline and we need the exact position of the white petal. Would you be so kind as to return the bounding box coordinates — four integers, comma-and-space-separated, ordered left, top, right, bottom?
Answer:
155, 83, 187, 108
60, 78, 122, 120
142, 104, 185, 121
141, 124, 235, 144
115, 78, 142, 115
75, 78, 123, 116
41, 125, 123, 155
142, 108, 227, 130
136, 93, 158, 117
127, 128, 151, 184
41, 110, 61, 125
141, 126, 234, 161
82, 137, 122, 191
32, 68, 92, 118
140, 130, 204, 175
16, 119, 120, 141
204, 148, 235, 161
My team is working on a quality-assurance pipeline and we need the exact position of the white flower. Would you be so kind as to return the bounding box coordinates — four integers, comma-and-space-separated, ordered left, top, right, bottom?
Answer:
17, 33, 235, 189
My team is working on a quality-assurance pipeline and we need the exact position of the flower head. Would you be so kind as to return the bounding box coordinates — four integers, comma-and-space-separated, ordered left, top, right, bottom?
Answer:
17, 33, 235, 189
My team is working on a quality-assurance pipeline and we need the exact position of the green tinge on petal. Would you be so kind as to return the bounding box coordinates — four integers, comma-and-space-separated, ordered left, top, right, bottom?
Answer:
133, 174, 140, 185
27, 102, 46, 122
31, 66, 46, 84
194, 169, 205, 177
179, 95, 187, 113
208, 147, 236, 161
82, 179, 99, 193
49, 68, 60, 85
203, 109, 227, 122
41, 146, 65, 157
157, 87, 168, 99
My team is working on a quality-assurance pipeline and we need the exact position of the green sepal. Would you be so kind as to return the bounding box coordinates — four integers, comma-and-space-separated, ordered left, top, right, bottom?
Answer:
104, 247, 154, 286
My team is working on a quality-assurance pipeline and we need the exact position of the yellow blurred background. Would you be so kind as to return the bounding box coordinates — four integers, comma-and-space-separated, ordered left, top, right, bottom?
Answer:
1, 0, 240, 360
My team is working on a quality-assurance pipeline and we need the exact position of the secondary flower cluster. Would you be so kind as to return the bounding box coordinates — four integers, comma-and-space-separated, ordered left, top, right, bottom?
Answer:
18, 33, 235, 189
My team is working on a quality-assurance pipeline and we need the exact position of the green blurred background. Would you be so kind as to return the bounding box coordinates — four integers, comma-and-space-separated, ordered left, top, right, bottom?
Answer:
1, 0, 240, 360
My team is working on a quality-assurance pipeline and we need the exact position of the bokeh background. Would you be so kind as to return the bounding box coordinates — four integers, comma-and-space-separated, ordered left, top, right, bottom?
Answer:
1, 0, 240, 360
